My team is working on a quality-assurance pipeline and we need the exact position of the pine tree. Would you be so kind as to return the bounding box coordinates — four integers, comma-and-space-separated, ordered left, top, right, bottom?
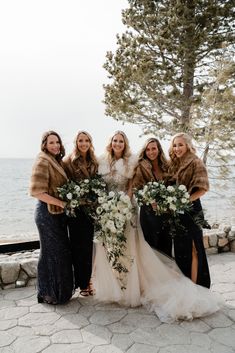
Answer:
103, 0, 235, 140
191, 45, 235, 178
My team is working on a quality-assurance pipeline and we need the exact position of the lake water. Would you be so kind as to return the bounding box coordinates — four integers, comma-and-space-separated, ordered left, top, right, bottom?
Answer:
0, 158, 234, 243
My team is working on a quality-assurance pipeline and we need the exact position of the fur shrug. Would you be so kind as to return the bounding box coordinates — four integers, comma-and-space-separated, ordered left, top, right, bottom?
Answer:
63, 154, 98, 182
132, 159, 168, 190
169, 152, 209, 195
29, 152, 68, 214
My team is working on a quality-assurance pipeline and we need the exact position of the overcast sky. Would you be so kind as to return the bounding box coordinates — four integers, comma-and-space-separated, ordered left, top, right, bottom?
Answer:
0, 0, 159, 159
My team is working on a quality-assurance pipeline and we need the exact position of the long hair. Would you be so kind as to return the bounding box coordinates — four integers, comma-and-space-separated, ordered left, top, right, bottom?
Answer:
41, 130, 65, 161
138, 137, 169, 172
71, 130, 98, 168
105, 130, 131, 166
168, 132, 196, 172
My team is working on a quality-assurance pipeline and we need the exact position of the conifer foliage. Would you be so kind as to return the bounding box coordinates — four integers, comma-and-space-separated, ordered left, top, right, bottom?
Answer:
103, 0, 235, 141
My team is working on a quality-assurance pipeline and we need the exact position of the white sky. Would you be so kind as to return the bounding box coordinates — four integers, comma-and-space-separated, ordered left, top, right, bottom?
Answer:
0, 0, 157, 159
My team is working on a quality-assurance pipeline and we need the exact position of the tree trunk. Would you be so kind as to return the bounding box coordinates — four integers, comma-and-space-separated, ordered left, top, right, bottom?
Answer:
181, 1, 196, 129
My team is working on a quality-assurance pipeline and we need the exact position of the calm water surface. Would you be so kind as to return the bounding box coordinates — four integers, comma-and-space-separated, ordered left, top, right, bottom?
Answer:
0, 158, 234, 241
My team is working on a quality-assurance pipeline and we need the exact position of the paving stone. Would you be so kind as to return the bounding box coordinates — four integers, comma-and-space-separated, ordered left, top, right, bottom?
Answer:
159, 346, 211, 353
190, 332, 212, 347
126, 343, 160, 353
32, 325, 61, 337
3, 287, 35, 300
81, 324, 112, 345
51, 329, 82, 343
17, 296, 37, 307
90, 310, 127, 325
131, 324, 190, 346
30, 303, 56, 313
111, 333, 134, 351
202, 311, 234, 328
11, 336, 50, 353
108, 322, 138, 334
0, 307, 28, 320
120, 313, 161, 329
78, 305, 96, 318
210, 341, 235, 353
0, 347, 15, 353
18, 312, 60, 327
42, 343, 93, 353
7, 326, 34, 337
54, 314, 89, 330
228, 309, 235, 321
92, 345, 123, 353
179, 318, 211, 332
55, 299, 81, 315
0, 331, 16, 347
0, 320, 17, 331
209, 327, 235, 347
0, 301, 16, 310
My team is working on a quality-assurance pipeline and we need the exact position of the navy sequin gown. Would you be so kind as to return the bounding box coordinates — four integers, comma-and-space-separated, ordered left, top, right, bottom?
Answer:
35, 201, 74, 304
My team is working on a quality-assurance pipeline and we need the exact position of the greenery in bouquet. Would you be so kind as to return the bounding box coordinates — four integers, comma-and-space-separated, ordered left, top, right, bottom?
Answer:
94, 190, 133, 286
134, 181, 191, 216
57, 174, 107, 217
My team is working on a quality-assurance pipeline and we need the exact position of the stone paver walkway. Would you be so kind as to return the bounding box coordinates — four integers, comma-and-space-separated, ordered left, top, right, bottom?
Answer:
0, 253, 235, 353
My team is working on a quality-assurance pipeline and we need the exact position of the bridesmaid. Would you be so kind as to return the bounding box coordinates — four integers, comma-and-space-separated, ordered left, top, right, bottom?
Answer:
132, 137, 172, 257
30, 130, 74, 304
168, 132, 211, 288
63, 131, 98, 296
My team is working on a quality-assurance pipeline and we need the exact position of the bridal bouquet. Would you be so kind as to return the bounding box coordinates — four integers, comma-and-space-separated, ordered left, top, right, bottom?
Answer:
134, 181, 191, 216
57, 174, 107, 217
94, 190, 133, 278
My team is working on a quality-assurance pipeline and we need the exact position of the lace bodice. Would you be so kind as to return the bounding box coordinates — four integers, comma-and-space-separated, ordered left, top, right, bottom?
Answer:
98, 155, 137, 193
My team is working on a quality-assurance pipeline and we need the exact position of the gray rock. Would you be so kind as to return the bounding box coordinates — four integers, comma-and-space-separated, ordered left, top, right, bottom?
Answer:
0, 262, 20, 284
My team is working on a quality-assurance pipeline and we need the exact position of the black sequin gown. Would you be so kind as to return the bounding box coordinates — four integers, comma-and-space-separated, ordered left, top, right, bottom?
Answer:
35, 201, 74, 304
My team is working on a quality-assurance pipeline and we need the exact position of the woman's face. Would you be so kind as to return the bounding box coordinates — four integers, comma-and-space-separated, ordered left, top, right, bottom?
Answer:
173, 137, 188, 158
46, 134, 60, 156
145, 141, 159, 161
77, 133, 91, 156
111, 133, 125, 158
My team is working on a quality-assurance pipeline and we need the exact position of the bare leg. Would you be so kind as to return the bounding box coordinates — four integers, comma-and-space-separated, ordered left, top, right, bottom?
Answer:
191, 241, 198, 283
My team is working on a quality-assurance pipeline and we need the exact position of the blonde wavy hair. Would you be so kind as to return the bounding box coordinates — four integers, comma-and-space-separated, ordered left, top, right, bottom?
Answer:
105, 130, 131, 165
168, 132, 196, 172
138, 137, 169, 172
71, 130, 98, 168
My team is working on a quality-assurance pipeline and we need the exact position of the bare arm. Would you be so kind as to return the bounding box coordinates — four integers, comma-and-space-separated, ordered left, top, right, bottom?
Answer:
33, 192, 66, 209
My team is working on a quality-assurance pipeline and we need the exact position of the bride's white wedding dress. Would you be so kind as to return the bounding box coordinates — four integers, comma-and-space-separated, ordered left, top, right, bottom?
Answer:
92, 155, 222, 323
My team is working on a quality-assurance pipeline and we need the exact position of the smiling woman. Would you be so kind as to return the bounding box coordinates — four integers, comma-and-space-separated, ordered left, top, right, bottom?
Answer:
29, 130, 74, 304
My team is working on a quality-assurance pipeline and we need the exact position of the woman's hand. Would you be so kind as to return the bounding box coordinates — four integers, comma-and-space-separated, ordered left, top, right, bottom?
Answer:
151, 202, 157, 211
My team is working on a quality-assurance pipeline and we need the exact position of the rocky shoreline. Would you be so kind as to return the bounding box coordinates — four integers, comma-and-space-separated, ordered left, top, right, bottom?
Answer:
0, 222, 235, 290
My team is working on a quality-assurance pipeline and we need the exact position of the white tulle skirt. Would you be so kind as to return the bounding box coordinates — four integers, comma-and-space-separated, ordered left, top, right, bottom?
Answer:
92, 218, 222, 323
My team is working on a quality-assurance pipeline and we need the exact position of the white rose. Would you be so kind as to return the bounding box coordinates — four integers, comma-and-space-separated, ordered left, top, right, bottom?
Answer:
167, 186, 175, 192
126, 212, 132, 220
169, 204, 177, 211
96, 206, 103, 215
70, 200, 78, 207
181, 198, 187, 204
66, 192, 73, 200
178, 184, 187, 191
108, 191, 115, 198
98, 196, 105, 204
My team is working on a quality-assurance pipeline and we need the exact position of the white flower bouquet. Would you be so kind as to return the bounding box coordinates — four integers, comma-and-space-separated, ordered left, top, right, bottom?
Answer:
94, 190, 133, 277
134, 181, 191, 216
57, 174, 107, 217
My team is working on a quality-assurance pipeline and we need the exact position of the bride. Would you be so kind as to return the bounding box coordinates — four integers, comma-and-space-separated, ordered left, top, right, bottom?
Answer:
92, 130, 222, 323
